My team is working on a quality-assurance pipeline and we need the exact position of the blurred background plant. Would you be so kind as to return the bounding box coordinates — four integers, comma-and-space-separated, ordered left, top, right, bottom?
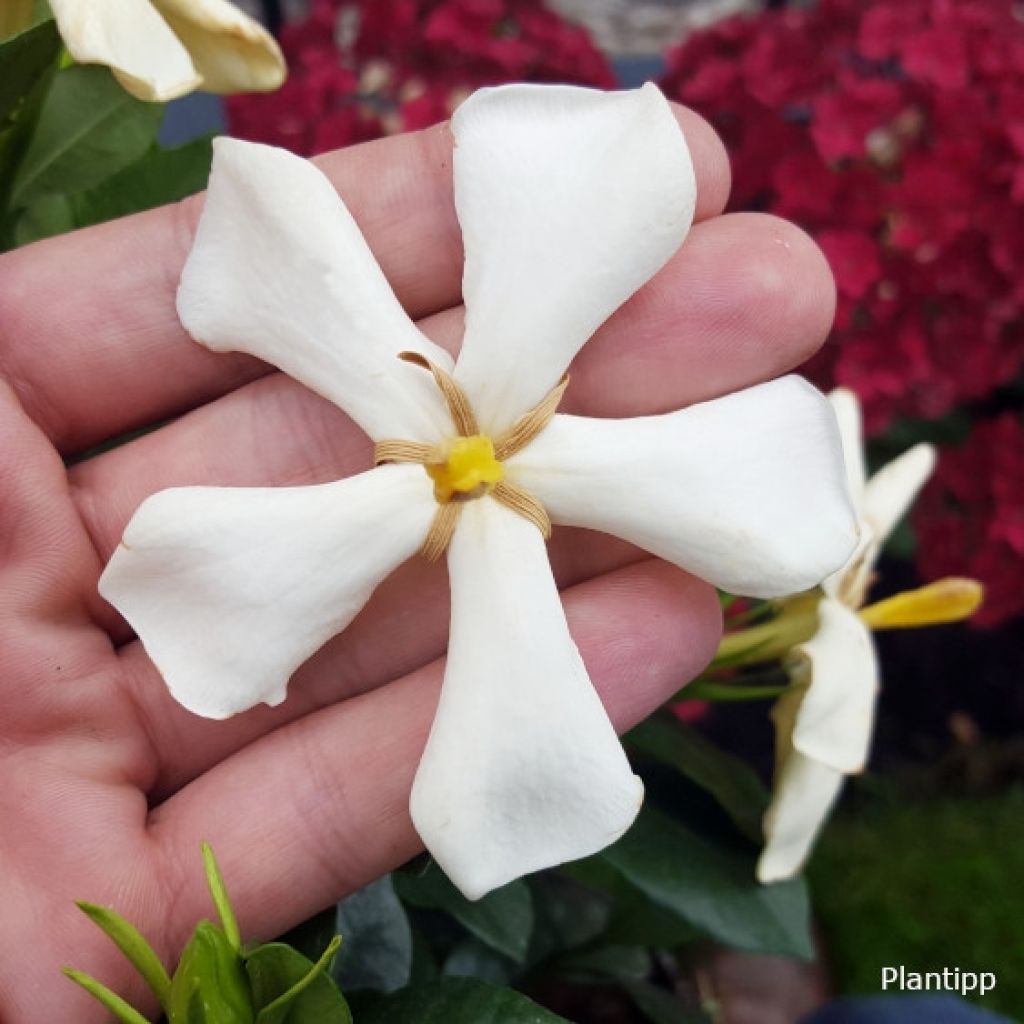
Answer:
3, 1, 1022, 1021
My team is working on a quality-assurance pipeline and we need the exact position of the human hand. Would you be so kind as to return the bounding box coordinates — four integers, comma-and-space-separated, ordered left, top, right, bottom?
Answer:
0, 106, 834, 1019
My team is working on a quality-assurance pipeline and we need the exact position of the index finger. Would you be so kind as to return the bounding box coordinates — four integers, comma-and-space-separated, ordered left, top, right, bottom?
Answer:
0, 106, 729, 456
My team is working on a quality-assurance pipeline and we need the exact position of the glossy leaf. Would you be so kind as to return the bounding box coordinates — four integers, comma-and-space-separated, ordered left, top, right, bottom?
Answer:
9, 64, 161, 208
356, 978, 570, 1023
333, 876, 413, 994
0, 20, 58, 233
70, 136, 212, 225
246, 939, 351, 1024
622, 980, 711, 1024
11, 189, 72, 244
558, 944, 651, 983
442, 937, 515, 984
76, 901, 171, 1009
0, 18, 59, 127
395, 862, 534, 963
167, 921, 254, 1024
600, 807, 814, 959
62, 969, 152, 1024
627, 718, 768, 842
526, 872, 610, 963
11, 137, 213, 245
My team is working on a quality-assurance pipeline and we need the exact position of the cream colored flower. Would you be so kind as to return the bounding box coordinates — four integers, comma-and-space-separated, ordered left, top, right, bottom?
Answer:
101, 84, 858, 899
758, 388, 981, 883
49, 0, 285, 101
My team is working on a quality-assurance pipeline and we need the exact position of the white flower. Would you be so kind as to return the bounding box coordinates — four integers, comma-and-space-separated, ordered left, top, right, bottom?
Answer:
49, 0, 285, 102
101, 84, 857, 899
758, 387, 981, 883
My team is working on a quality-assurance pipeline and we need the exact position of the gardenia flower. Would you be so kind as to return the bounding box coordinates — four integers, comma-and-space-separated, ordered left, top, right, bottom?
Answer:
48, 0, 285, 102
757, 387, 982, 883
101, 84, 858, 899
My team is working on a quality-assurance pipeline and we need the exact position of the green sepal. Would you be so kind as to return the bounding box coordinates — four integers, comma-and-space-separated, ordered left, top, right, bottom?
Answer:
681, 680, 787, 703
75, 901, 172, 1009
201, 842, 242, 953
246, 938, 351, 1024
167, 921, 254, 1024
62, 968, 152, 1024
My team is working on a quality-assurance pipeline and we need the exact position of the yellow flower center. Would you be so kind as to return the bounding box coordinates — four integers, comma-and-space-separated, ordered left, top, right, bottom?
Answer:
426, 435, 505, 503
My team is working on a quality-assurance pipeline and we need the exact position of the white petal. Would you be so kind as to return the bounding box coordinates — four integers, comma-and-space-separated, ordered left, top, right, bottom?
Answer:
821, 522, 878, 607
863, 442, 936, 547
757, 752, 844, 883
789, 599, 878, 773
506, 376, 858, 598
410, 498, 643, 900
451, 83, 696, 434
152, 0, 285, 94
50, 0, 201, 101
178, 138, 454, 444
99, 465, 435, 719
828, 388, 866, 513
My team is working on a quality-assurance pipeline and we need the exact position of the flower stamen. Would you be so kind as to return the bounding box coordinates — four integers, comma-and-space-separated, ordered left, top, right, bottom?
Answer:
374, 352, 566, 559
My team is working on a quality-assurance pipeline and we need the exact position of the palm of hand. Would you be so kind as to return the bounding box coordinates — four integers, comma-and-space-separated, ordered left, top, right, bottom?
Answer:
0, 111, 833, 1019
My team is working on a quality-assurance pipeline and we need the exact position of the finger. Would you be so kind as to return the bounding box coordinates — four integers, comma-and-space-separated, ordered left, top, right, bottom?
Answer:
119, 528, 642, 795
149, 559, 721, 953
71, 211, 834, 565
0, 107, 729, 455
0, 380, 108, 630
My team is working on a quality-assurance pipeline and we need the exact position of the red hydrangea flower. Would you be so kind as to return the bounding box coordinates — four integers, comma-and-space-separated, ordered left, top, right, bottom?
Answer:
915, 415, 1024, 628
227, 0, 614, 155
659, 0, 1024, 435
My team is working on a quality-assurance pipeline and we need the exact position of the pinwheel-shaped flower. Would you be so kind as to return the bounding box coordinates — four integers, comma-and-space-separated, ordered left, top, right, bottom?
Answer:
101, 84, 857, 899
49, 0, 285, 101
758, 388, 982, 883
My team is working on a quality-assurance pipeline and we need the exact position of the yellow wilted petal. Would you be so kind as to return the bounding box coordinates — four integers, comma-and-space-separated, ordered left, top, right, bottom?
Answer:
860, 578, 983, 631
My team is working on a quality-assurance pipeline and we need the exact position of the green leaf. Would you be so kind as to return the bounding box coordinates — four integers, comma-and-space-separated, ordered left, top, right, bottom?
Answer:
76, 901, 172, 1009
0, 18, 60, 127
600, 807, 814, 959
442, 937, 515, 984
627, 718, 768, 842
0, 19, 59, 234
395, 862, 534, 963
333, 875, 413, 993
246, 939, 351, 1024
621, 980, 711, 1024
9, 136, 213, 245
62, 969, 153, 1024
602, 879, 702, 948
167, 921, 254, 1024
10, 189, 71, 244
201, 842, 241, 953
356, 978, 570, 1023
557, 944, 651, 984
9, 64, 162, 208
526, 872, 611, 962
69, 135, 212, 226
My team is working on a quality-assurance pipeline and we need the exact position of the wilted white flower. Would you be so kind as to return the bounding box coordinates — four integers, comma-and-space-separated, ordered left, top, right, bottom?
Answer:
758, 387, 981, 883
101, 84, 857, 899
49, 0, 285, 101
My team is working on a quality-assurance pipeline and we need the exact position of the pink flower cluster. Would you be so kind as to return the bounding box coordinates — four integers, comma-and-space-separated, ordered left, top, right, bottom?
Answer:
660, 0, 1024, 625
659, 0, 1024, 436
227, 0, 614, 155
914, 413, 1024, 628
